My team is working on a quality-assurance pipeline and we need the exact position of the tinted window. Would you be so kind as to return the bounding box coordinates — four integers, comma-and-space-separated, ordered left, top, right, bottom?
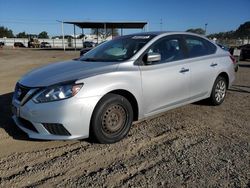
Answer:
185, 36, 216, 58
147, 37, 185, 63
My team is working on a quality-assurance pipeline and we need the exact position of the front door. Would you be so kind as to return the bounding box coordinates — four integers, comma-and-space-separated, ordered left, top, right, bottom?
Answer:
139, 36, 190, 116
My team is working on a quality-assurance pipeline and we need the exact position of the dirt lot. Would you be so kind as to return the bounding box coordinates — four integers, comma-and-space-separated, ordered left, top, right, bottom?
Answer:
0, 48, 249, 187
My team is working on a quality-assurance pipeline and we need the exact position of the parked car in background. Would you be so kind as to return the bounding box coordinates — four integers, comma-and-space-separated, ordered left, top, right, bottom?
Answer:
239, 44, 250, 60
14, 42, 26, 48
80, 41, 106, 56
0, 41, 4, 48
79, 41, 97, 56
80, 47, 92, 56
28, 38, 40, 48
40, 42, 52, 48
12, 32, 235, 143
83, 41, 96, 48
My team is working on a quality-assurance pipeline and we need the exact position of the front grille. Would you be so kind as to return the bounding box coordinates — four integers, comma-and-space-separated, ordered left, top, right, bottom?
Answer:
42, 123, 71, 136
15, 83, 31, 102
14, 83, 40, 105
18, 117, 38, 133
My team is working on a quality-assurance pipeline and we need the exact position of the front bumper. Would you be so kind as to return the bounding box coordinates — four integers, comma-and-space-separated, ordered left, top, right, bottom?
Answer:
12, 95, 101, 140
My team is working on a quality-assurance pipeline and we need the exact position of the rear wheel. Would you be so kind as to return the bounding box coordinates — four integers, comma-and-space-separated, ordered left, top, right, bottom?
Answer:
90, 94, 133, 144
209, 76, 227, 105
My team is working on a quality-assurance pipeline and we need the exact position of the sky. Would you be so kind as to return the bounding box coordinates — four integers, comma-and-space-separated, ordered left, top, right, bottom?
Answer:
0, 0, 250, 37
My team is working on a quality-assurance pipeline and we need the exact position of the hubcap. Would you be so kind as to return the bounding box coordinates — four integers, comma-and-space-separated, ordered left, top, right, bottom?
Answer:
215, 80, 226, 103
101, 104, 127, 134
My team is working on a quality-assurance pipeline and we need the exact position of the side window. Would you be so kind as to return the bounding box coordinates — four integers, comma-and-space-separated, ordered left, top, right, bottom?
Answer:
147, 37, 185, 63
185, 36, 216, 58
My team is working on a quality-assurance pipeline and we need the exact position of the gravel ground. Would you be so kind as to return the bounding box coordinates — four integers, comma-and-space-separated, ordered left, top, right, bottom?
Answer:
0, 48, 249, 187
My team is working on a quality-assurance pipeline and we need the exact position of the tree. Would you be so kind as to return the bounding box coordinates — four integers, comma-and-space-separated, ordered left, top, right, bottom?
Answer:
0, 26, 14, 38
38, 31, 49, 39
64, 35, 73, 39
207, 31, 235, 39
77, 34, 85, 39
235, 21, 250, 38
91, 28, 119, 39
186, 28, 205, 35
16, 31, 28, 38
207, 21, 250, 39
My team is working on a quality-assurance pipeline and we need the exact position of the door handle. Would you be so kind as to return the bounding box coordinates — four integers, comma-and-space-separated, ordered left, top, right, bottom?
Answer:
179, 68, 189, 73
210, 63, 218, 67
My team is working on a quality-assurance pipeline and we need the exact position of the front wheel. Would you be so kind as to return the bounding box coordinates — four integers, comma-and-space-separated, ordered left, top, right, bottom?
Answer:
209, 76, 227, 105
90, 94, 133, 144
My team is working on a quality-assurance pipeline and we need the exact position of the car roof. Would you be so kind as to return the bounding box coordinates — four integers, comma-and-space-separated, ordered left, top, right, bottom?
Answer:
129, 31, 204, 37
122, 31, 211, 42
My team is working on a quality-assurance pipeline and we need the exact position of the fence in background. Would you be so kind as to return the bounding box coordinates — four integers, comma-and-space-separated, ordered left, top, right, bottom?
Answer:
0, 38, 85, 48
213, 38, 250, 47
1, 37, 250, 48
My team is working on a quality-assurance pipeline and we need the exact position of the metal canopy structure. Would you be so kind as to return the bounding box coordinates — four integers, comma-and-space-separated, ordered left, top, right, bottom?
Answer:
63, 21, 147, 29
58, 20, 148, 51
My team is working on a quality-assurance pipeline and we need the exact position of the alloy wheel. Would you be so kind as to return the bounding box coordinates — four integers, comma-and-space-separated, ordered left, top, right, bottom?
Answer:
215, 80, 226, 103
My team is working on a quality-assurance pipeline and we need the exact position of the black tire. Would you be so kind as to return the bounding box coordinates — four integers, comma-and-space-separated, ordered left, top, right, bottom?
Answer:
90, 94, 133, 144
209, 76, 227, 106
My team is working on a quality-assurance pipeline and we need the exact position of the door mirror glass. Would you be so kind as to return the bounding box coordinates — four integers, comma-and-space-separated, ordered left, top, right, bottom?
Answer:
146, 52, 161, 64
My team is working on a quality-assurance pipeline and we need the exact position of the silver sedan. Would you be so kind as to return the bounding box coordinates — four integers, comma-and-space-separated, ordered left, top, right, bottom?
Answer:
12, 32, 235, 143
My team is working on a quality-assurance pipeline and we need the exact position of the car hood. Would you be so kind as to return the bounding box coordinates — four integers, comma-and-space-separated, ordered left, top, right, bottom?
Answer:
19, 60, 119, 87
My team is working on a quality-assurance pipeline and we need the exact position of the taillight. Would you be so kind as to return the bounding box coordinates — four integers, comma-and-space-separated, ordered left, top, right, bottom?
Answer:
230, 55, 236, 64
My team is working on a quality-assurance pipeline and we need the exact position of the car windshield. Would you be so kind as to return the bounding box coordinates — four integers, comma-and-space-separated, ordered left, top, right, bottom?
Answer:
79, 34, 156, 62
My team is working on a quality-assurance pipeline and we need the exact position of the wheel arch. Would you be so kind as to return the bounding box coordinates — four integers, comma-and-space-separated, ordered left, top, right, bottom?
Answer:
217, 72, 229, 88
89, 89, 139, 143
92, 89, 139, 122
107, 89, 139, 121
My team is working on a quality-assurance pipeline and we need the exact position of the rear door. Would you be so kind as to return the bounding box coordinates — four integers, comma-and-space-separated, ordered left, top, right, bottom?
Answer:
139, 35, 190, 116
183, 35, 218, 98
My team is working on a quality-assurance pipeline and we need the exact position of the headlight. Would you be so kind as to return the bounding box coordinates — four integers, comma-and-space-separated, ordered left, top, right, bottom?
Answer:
33, 83, 83, 103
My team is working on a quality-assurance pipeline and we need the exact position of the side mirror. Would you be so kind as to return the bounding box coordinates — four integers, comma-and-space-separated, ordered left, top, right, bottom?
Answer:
146, 52, 161, 64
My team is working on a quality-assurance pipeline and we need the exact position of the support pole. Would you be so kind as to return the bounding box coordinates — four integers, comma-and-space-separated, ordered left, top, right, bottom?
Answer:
74, 24, 76, 51
61, 21, 65, 51
82, 28, 84, 47
97, 28, 99, 43
104, 23, 106, 40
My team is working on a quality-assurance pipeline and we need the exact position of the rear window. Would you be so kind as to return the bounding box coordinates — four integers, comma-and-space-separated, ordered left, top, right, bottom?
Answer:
185, 36, 216, 58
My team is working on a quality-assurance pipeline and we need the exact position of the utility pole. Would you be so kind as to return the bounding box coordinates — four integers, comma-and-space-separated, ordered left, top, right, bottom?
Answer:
160, 18, 163, 31
204, 23, 208, 35
56, 20, 65, 51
